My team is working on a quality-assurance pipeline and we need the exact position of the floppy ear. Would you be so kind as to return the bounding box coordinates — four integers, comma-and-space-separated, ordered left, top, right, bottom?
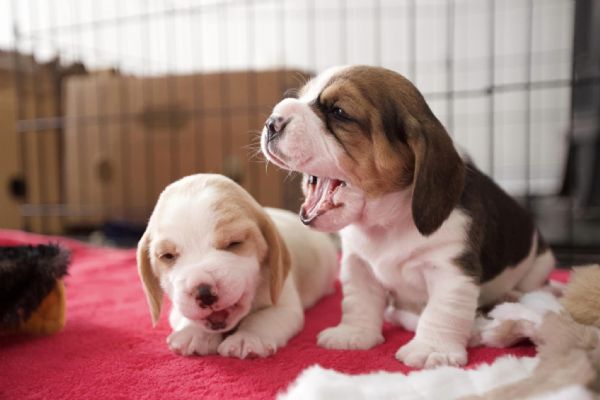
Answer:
256, 211, 291, 305
404, 114, 465, 236
136, 230, 164, 326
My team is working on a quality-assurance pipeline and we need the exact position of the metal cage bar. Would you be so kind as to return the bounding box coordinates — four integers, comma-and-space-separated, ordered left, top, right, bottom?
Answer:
5, 0, 598, 264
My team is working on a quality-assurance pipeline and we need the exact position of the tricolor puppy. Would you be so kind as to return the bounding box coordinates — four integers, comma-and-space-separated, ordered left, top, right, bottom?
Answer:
260, 65, 555, 368
137, 174, 338, 358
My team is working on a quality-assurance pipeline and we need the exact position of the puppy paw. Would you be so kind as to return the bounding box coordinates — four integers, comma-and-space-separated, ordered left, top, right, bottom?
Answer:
395, 338, 467, 368
317, 324, 384, 350
218, 331, 278, 359
167, 326, 222, 356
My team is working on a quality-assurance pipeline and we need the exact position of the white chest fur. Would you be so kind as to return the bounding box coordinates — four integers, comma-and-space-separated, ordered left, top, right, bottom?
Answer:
341, 201, 471, 308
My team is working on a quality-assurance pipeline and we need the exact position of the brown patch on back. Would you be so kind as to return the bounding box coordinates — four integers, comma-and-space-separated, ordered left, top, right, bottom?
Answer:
454, 162, 538, 283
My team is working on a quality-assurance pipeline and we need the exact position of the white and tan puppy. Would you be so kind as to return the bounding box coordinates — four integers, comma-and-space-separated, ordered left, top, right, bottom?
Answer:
260, 65, 555, 368
137, 174, 338, 358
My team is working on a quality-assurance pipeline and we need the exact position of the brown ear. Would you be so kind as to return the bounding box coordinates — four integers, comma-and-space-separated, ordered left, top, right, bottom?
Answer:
405, 114, 465, 236
136, 230, 163, 326
256, 211, 291, 305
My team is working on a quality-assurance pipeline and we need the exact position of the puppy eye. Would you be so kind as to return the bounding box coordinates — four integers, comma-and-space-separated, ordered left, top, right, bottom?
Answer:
225, 241, 243, 250
159, 252, 178, 262
330, 106, 351, 121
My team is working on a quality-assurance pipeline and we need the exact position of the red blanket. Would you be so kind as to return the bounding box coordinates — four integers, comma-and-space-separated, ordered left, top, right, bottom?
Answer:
0, 230, 569, 399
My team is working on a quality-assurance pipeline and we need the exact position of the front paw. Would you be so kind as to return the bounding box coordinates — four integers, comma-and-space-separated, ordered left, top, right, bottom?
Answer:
395, 337, 467, 368
218, 331, 278, 359
167, 326, 222, 356
318, 324, 384, 350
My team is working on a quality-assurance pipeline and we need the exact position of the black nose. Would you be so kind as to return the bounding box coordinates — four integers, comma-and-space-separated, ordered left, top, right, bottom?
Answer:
265, 115, 288, 142
196, 284, 217, 307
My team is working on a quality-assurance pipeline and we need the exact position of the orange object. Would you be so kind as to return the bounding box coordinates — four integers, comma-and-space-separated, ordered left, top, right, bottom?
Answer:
3, 280, 66, 336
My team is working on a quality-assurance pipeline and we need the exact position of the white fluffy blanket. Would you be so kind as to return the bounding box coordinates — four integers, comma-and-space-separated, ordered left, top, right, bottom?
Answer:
280, 356, 539, 400
279, 291, 596, 400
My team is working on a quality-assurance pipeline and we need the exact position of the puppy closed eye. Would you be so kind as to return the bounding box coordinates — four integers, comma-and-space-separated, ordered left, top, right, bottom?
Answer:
224, 240, 243, 251
158, 252, 178, 263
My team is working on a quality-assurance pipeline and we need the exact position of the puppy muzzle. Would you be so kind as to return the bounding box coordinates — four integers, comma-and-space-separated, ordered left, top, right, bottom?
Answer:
196, 283, 218, 308
265, 115, 290, 142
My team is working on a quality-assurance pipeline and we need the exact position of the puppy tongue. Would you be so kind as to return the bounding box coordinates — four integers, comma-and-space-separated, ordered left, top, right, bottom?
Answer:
300, 177, 340, 224
207, 310, 229, 325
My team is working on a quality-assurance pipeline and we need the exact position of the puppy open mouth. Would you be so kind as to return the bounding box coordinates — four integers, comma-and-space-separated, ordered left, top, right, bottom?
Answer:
206, 309, 230, 331
202, 298, 247, 331
300, 176, 346, 224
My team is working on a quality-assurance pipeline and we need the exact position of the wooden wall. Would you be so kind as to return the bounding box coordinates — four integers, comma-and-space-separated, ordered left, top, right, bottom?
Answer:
0, 52, 84, 233
1, 54, 308, 233
62, 70, 309, 228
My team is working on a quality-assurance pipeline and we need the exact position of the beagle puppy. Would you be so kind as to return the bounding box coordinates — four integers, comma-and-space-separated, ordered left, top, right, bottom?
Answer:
260, 65, 555, 368
137, 174, 338, 358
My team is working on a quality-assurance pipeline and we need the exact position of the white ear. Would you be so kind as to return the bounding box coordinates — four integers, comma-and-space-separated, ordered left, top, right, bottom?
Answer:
256, 209, 291, 305
136, 230, 163, 326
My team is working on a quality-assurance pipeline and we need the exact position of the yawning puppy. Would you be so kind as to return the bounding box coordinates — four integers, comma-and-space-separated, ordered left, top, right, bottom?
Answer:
260, 65, 555, 368
137, 174, 338, 358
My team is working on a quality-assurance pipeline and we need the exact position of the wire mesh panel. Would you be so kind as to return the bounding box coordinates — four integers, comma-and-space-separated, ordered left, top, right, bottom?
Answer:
3, 0, 598, 261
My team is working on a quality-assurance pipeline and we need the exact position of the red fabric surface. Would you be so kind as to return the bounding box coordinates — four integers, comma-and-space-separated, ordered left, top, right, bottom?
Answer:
0, 230, 568, 399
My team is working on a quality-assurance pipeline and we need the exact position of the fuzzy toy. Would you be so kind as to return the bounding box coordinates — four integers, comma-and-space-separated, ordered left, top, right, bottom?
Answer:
561, 264, 600, 328
467, 264, 600, 399
0, 244, 70, 335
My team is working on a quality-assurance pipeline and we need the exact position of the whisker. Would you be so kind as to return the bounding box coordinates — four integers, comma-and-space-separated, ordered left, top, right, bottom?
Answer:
292, 71, 310, 89
246, 147, 265, 162
283, 87, 300, 99
251, 152, 264, 162
242, 142, 261, 151
283, 170, 297, 183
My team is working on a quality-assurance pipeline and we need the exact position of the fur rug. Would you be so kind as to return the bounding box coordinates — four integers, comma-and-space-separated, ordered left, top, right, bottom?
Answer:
280, 265, 600, 400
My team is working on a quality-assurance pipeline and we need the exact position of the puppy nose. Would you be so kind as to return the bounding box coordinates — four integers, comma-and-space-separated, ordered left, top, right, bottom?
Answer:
196, 284, 218, 307
265, 115, 289, 142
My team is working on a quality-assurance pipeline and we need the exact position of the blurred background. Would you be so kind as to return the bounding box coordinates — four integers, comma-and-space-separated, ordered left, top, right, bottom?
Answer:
0, 0, 598, 265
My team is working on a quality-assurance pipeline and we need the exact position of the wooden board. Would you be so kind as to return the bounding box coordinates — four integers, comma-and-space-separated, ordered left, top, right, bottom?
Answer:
63, 70, 310, 228
0, 52, 82, 234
